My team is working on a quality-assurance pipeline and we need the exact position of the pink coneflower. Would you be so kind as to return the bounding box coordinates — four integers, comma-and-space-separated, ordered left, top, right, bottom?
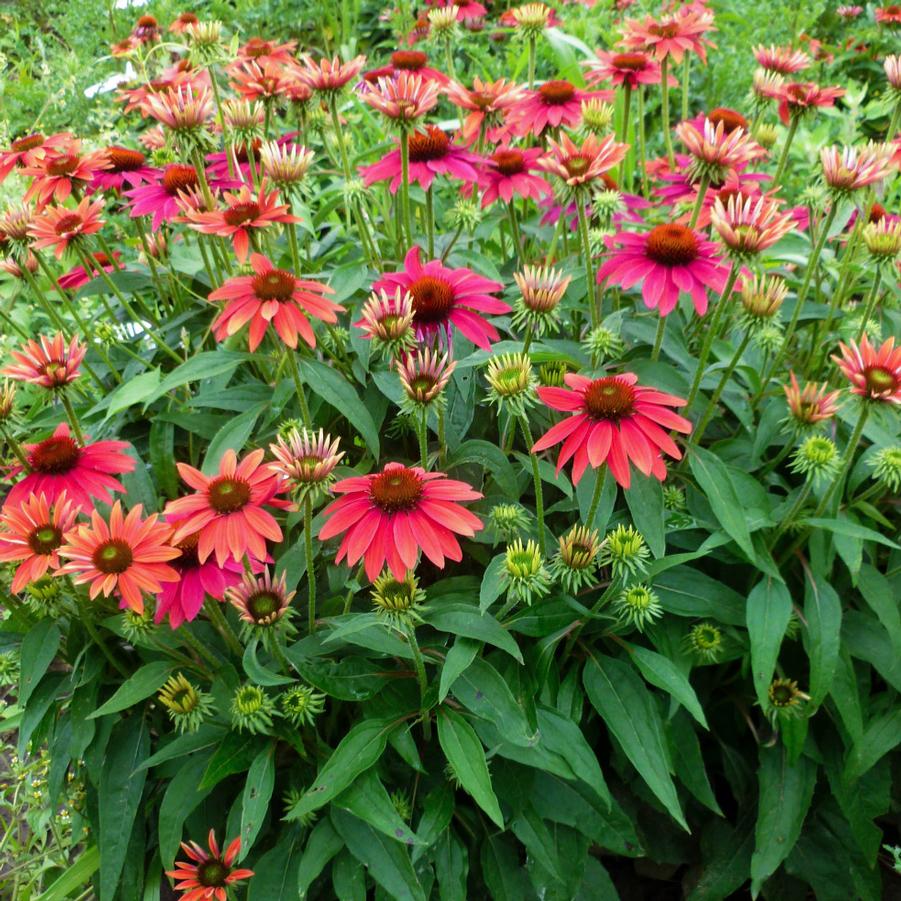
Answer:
207, 253, 342, 350
57, 251, 122, 291
443, 77, 525, 145
373, 245, 508, 349
0, 491, 78, 593
117, 74, 196, 117
269, 428, 344, 494
876, 5, 901, 25
124, 164, 200, 230
181, 183, 300, 263
258, 141, 315, 188
20, 141, 107, 207
354, 288, 416, 356
297, 54, 367, 93
540, 132, 629, 190
531, 372, 692, 487
132, 14, 161, 43
620, 7, 717, 64
773, 81, 845, 125
0, 132, 70, 184
752, 44, 811, 74
396, 346, 457, 406
363, 50, 447, 85
584, 50, 669, 90
319, 462, 483, 580
710, 193, 795, 257
837, 6, 863, 18
820, 143, 895, 194
169, 12, 200, 33
165, 448, 288, 566
784, 372, 840, 427
657, 161, 769, 220
510, 80, 613, 136
361, 72, 441, 123
478, 146, 552, 206
139, 126, 167, 152
832, 336, 901, 404
58, 501, 179, 613
7, 422, 133, 512
145, 84, 214, 133
2, 333, 86, 389
675, 117, 764, 182
91, 146, 157, 192
885, 55, 901, 92
166, 831, 253, 901
596, 224, 731, 316
28, 198, 105, 259
359, 125, 480, 193
0, 254, 39, 280
236, 36, 298, 64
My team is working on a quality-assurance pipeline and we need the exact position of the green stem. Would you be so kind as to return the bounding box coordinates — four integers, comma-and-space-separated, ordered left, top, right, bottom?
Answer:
812, 404, 869, 518
507, 199, 523, 264
520, 416, 545, 554
650, 315, 667, 362
586, 466, 607, 529
619, 84, 632, 186
681, 54, 691, 122
426, 186, 435, 258
772, 116, 799, 189
1, 424, 30, 470
405, 622, 431, 740
692, 330, 751, 446
179, 625, 222, 671
855, 269, 882, 343
637, 86, 649, 198
81, 603, 130, 679
399, 128, 412, 248
576, 197, 598, 329
767, 481, 812, 550
418, 407, 429, 469
527, 34, 536, 89
304, 498, 317, 634
688, 172, 710, 229
59, 392, 85, 445
284, 346, 313, 429
660, 57, 675, 168
205, 598, 245, 657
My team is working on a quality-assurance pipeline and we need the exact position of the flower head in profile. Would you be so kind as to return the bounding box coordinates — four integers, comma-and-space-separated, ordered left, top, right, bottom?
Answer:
443, 78, 525, 145
503, 538, 552, 606
165, 449, 289, 565
297, 54, 367, 93
675, 117, 764, 182
783, 372, 840, 430
361, 72, 441, 124
8, 422, 134, 512
875, 5, 901, 25
145, 84, 214, 135
765, 677, 810, 723
207, 253, 341, 350
884, 55, 901, 96
790, 435, 840, 485
158, 672, 215, 734
0, 132, 70, 184
869, 446, 901, 493
58, 501, 179, 613
832, 336, 901, 404
0, 491, 77, 593
820, 143, 895, 195
710, 194, 795, 258
259, 141, 314, 188
319, 462, 483, 581
540, 132, 629, 191
531, 372, 692, 487
373, 245, 508, 350
511, 80, 612, 136
484, 352, 537, 415
479, 146, 552, 207
551, 524, 601, 593
512, 264, 571, 335
166, 830, 253, 901
739, 273, 788, 325
57, 251, 121, 291
355, 288, 416, 358
269, 427, 343, 501
620, 7, 717, 64
752, 44, 810, 74
226, 568, 295, 627
585, 50, 668, 90
510, 2, 552, 35
2, 333, 86, 390
396, 345, 456, 410
773, 81, 845, 125
125, 164, 219, 231
596, 224, 731, 317
28, 197, 105, 259
169, 12, 200, 33
862, 217, 901, 266
837, 6, 863, 18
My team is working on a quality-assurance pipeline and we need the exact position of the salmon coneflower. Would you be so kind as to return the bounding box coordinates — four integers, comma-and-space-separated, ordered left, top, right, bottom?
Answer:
0, 132, 70, 184
230, 60, 304, 102
21, 141, 107, 207
235, 36, 298, 63
91, 146, 157, 192
165, 448, 289, 566
226, 568, 295, 627
318, 462, 483, 581
875, 5, 901, 25
361, 72, 442, 124
2, 333, 86, 389
837, 5, 863, 17
0, 491, 77, 593
773, 81, 845, 125
169, 12, 200, 34
373, 245, 508, 349
478, 146, 552, 207
596, 224, 731, 316
145, 84, 214, 134
297, 54, 367, 93
57, 501, 180, 613
710, 194, 795, 258
819, 143, 895, 195
354, 288, 417, 357
181, 183, 300, 263
675, 117, 764, 183
784, 372, 840, 429
269, 427, 344, 498
584, 50, 670, 90
27, 197, 105, 260
531, 372, 692, 487
752, 44, 811, 74
166, 830, 254, 901
510, 80, 613, 136
443, 77, 525, 145
540, 133, 629, 190
359, 125, 481, 193
396, 345, 457, 409
57, 250, 122, 291
833, 336, 901, 404
207, 253, 342, 350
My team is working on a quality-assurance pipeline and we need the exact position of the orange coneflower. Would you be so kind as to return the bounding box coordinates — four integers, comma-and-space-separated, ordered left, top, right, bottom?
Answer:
833, 336, 901, 404
28, 197, 105, 259
166, 831, 253, 901
2, 333, 86, 389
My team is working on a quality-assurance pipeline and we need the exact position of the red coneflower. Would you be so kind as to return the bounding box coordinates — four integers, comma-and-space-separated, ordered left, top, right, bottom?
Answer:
675, 117, 764, 181
0, 491, 78, 593
165, 449, 289, 566
370, 49, 448, 84
319, 462, 483, 580
21, 141, 107, 207
235, 36, 298, 64
875, 5, 901, 25
207, 253, 343, 350
7, 422, 134, 512
443, 77, 525, 146
230, 59, 305, 102
752, 44, 811, 74
2, 333, 86, 389
226, 568, 295, 626
182, 183, 299, 263
132, 14, 161, 43
57, 251, 122, 291
531, 372, 692, 487
832, 336, 901, 404
373, 245, 508, 349
585, 50, 670, 90
620, 7, 717, 64
772, 81, 845, 125
145, 84, 214, 133
478, 146, 552, 207
58, 501, 180, 613
91, 146, 157, 192
511, 80, 613, 136
166, 831, 253, 901
28, 197, 105, 259
596, 224, 731, 316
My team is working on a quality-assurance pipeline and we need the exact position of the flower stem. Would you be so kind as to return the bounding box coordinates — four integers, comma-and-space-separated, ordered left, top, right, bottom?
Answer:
519, 415, 545, 554
284, 346, 313, 430
855, 269, 882, 343
1, 425, 30, 470
681, 54, 691, 121
304, 497, 317, 634
767, 481, 812, 550
619, 84, 632, 185
527, 34, 537, 89
418, 407, 429, 469
399, 128, 413, 248
637, 86, 649, 197
772, 116, 799, 189
80, 601, 130, 679
586, 465, 607, 529
425, 186, 435, 258
660, 57, 675, 168
507, 199, 523, 264
650, 315, 667, 362
812, 404, 869, 518
576, 198, 598, 329
404, 622, 431, 740
205, 598, 244, 657
688, 172, 710, 229
59, 391, 85, 445
692, 330, 751, 446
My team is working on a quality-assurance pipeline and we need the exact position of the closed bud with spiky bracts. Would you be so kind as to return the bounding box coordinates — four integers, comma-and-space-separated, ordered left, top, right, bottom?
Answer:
503, 539, 552, 606
280, 684, 326, 727
512, 265, 571, 336
371, 570, 425, 625
753, 123, 778, 149
592, 189, 625, 226
121, 606, 156, 642
258, 140, 314, 189
685, 622, 724, 662
583, 325, 624, 364
391, 791, 412, 822
783, 372, 840, 431
868, 446, 901, 493
612, 583, 663, 632
485, 353, 537, 415
790, 435, 840, 485
396, 346, 456, 413
488, 503, 531, 543
512, 2, 552, 37
427, 6, 457, 36
862, 218, 901, 266
663, 484, 687, 512
269, 427, 343, 503
740, 274, 787, 323
23, 576, 65, 619
158, 673, 215, 734
580, 99, 615, 134
551, 524, 601, 593
226, 569, 296, 642
282, 787, 319, 825
223, 99, 264, 133
0, 381, 16, 423
539, 361, 567, 387
765, 677, 809, 723
231, 683, 277, 734
356, 288, 416, 359
447, 197, 483, 231
599, 524, 650, 580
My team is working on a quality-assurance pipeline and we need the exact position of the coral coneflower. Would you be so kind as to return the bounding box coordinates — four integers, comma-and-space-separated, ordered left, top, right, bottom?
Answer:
0, 132, 70, 184
710, 194, 795, 258
297, 54, 367, 93
57, 251, 122, 291
21, 141, 107, 207
511, 80, 613, 136
7, 422, 134, 512
226, 569, 295, 626
512, 264, 571, 334
166, 830, 254, 901
540, 132, 629, 190
361, 72, 441, 123
182, 183, 300, 263
230, 60, 304, 102
92, 146, 157, 192
478, 146, 552, 207
837, 6, 863, 18
2, 333, 86, 389
443, 77, 525, 146
585, 50, 669, 90
145, 84, 214, 134
319, 462, 483, 580
620, 7, 717, 64
354, 288, 417, 357
373, 245, 508, 349
0, 491, 77, 593
258, 141, 314, 188
832, 336, 901, 404
752, 44, 811, 74
675, 117, 764, 182
169, 12, 200, 33
773, 81, 845, 125
876, 5, 901, 25
236, 36, 298, 64
396, 346, 456, 408
784, 372, 840, 428
596, 224, 731, 316
531, 372, 692, 486
820, 143, 895, 195
269, 427, 344, 497
58, 501, 179, 613
27, 197, 105, 259
165, 449, 288, 565
207, 253, 342, 351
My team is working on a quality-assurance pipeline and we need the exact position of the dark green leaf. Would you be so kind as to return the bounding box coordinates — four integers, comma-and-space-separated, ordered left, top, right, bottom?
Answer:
625, 476, 665, 558
422, 603, 523, 662
439, 637, 480, 702
247, 824, 304, 900
335, 768, 423, 845
803, 573, 842, 708
89, 661, 173, 718
746, 578, 793, 709
297, 818, 344, 899
240, 744, 276, 857
158, 753, 215, 868
19, 620, 60, 707
628, 644, 708, 729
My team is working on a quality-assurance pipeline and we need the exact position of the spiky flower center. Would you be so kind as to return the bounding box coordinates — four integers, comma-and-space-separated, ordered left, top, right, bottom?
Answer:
46, 154, 79, 177
408, 276, 455, 323
564, 155, 590, 177
864, 366, 896, 395
648, 21, 680, 38
645, 224, 699, 266
392, 50, 428, 70
173, 533, 201, 571
161, 165, 198, 195
223, 201, 260, 226
612, 52, 648, 70
252, 268, 295, 301
247, 591, 281, 620
107, 146, 147, 171
197, 859, 229, 887
408, 127, 451, 162
539, 80, 575, 105
29, 436, 79, 474
244, 37, 273, 57
137, 15, 158, 27
492, 149, 525, 175
868, 202, 887, 223
582, 377, 636, 420
11, 133, 44, 153
693, 624, 721, 649
92, 539, 133, 574
53, 214, 84, 238
369, 467, 424, 512
207, 476, 251, 513
707, 107, 748, 133
28, 525, 63, 555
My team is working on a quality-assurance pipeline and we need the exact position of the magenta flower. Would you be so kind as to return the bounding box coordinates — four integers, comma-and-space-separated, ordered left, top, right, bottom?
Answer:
510, 80, 613, 136
477, 146, 552, 207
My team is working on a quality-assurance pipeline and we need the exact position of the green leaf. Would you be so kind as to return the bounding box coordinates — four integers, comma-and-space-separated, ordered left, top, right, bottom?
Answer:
422, 603, 523, 662
201, 404, 264, 474
33, 846, 100, 901
801, 517, 900, 549
844, 709, 901, 782
448, 439, 519, 497
240, 744, 276, 858
243, 640, 295, 687
149, 351, 252, 402
286, 653, 391, 701
667, 709, 722, 815
439, 637, 480, 702
89, 661, 173, 719
750, 746, 816, 896
335, 768, 423, 845
332, 809, 426, 901
158, 753, 216, 868
19, 620, 60, 707
746, 578, 793, 709
149, 420, 179, 499
288, 717, 397, 820
137, 724, 226, 771
297, 818, 344, 899
481, 833, 533, 900
98, 717, 149, 901
300, 358, 379, 458
628, 644, 708, 729
247, 825, 304, 900
199, 730, 259, 790
437, 707, 504, 828
654, 566, 746, 625
583, 651, 686, 830
857, 565, 901, 654
803, 573, 842, 708
689, 446, 756, 560
479, 554, 506, 613
102, 368, 160, 418
624, 477, 665, 558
